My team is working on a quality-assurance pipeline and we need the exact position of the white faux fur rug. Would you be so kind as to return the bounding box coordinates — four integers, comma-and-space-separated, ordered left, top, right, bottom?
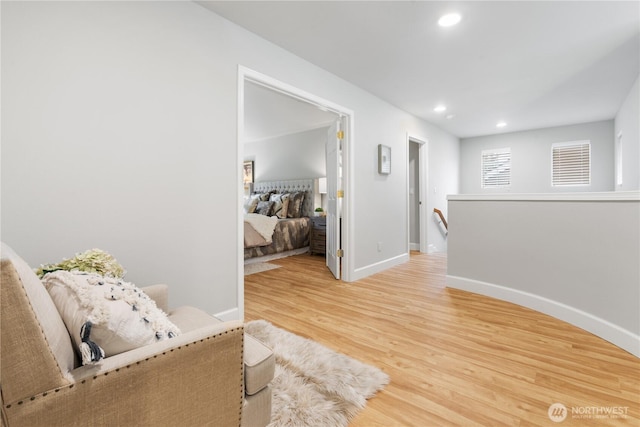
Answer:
245, 320, 389, 427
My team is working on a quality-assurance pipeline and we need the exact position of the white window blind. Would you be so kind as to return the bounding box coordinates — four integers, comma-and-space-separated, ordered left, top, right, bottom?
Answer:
481, 148, 511, 188
552, 141, 590, 186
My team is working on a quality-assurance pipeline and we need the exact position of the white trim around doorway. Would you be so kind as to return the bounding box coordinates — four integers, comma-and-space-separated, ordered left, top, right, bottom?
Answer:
237, 66, 355, 320
406, 134, 429, 254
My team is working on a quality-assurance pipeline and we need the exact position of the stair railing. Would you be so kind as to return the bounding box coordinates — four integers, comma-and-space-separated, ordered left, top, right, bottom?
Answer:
433, 208, 448, 231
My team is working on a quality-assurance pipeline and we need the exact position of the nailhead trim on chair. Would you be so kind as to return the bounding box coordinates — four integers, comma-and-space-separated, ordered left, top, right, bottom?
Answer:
239, 331, 245, 426
4, 326, 245, 410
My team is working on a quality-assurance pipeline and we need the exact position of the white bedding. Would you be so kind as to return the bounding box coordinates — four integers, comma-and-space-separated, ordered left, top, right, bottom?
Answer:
244, 213, 279, 242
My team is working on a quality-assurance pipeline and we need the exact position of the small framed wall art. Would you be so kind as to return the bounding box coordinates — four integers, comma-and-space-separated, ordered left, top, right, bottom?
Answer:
378, 144, 391, 175
243, 161, 254, 184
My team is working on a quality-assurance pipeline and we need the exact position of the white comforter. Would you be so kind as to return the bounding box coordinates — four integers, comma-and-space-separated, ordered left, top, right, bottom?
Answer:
244, 213, 279, 242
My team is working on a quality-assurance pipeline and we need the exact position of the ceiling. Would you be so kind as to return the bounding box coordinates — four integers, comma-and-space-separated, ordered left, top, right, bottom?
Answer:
199, 1, 639, 139
244, 82, 337, 142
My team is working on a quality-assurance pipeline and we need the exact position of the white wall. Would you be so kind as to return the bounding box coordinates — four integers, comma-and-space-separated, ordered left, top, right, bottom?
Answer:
447, 193, 640, 357
405, 121, 459, 254
244, 127, 327, 182
614, 75, 640, 191
424, 124, 460, 252
1, 1, 460, 315
2, 1, 241, 315
350, 112, 459, 279
460, 120, 615, 194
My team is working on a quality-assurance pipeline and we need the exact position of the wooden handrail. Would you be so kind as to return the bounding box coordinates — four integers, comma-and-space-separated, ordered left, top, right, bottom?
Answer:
433, 208, 448, 230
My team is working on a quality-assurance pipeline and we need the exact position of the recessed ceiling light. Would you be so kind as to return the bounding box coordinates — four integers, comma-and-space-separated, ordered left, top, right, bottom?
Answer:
496, 121, 507, 128
438, 13, 461, 27
434, 105, 447, 113
446, 114, 455, 119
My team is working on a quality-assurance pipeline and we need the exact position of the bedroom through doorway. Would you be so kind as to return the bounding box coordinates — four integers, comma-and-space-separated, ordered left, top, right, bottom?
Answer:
237, 67, 354, 318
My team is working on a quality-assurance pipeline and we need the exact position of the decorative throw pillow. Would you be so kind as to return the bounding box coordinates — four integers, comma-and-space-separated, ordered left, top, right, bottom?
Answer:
36, 248, 125, 279
43, 270, 181, 365
287, 192, 306, 218
255, 200, 275, 216
244, 196, 259, 214
252, 192, 272, 202
269, 193, 290, 219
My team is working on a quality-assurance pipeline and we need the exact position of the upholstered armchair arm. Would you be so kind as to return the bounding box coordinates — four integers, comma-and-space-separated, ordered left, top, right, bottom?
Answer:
4, 320, 245, 427
141, 284, 170, 312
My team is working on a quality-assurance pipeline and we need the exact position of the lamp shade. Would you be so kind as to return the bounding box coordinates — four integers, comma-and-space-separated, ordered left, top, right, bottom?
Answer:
318, 177, 327, 194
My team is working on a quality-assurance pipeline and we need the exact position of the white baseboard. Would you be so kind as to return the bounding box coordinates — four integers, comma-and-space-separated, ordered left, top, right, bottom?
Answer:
409, 243, 420, 251
446, 275, 640, 358
351, 253, 409, 282
214, 307, 240, 322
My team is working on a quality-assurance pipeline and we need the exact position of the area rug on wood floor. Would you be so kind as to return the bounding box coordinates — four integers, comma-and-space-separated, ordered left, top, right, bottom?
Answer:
245, 320, 389, 427
244, 262, 281, 276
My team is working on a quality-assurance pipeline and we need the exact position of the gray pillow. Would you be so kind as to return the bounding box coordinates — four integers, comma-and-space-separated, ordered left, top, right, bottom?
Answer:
256, 200, 275, 216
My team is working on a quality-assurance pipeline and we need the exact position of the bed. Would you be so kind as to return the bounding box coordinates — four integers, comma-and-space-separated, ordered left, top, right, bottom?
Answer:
244, 179, 315, 260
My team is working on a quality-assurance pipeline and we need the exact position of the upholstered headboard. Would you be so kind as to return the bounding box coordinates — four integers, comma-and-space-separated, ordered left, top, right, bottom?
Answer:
253, 179, 315, 218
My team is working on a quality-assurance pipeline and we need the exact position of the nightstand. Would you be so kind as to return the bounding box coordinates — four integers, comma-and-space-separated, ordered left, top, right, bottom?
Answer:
309, 216, 326, 256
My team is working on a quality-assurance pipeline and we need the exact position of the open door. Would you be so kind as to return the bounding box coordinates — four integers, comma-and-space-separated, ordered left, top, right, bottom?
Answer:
408, 136, 429, 253
326, 119, 343, 279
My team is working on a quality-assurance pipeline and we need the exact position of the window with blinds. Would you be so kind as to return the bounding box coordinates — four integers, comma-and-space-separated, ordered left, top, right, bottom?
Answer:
481, 148, 511, 188
552, 141, 590, 186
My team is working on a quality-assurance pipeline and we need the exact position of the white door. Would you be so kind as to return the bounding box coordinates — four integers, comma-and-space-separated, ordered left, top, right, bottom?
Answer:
408, 137, 429, 253
409, 141, 420, 251
326, 119, 343, 279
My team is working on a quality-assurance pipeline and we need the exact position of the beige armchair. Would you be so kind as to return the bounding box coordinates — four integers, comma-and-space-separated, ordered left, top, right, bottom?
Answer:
0, 243, 274, 427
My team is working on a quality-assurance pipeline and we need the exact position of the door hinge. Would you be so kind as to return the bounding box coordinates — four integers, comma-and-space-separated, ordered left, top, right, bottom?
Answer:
337, 189, 344, 198
336, 249, 344, 257
337, 130, 344, 140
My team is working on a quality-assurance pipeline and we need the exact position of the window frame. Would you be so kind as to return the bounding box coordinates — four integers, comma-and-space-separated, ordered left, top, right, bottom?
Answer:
551, 140, 591, 187
616, 132, 623, 187
481, 147, 511, 189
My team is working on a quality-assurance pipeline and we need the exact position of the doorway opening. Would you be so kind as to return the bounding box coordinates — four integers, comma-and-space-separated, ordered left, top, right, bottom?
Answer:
237, 67, 354, 319
407, 135, 428, 253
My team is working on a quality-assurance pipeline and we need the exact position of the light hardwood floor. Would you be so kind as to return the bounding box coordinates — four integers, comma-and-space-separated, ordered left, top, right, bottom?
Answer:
244, 252, 639, 426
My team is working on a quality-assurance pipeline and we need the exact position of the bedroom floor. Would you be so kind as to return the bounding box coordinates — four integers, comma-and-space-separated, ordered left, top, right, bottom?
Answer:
244, 252, 640, 426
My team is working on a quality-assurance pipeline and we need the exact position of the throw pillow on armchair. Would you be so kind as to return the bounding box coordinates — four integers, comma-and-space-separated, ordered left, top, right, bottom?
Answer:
43, 270, 180, 365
